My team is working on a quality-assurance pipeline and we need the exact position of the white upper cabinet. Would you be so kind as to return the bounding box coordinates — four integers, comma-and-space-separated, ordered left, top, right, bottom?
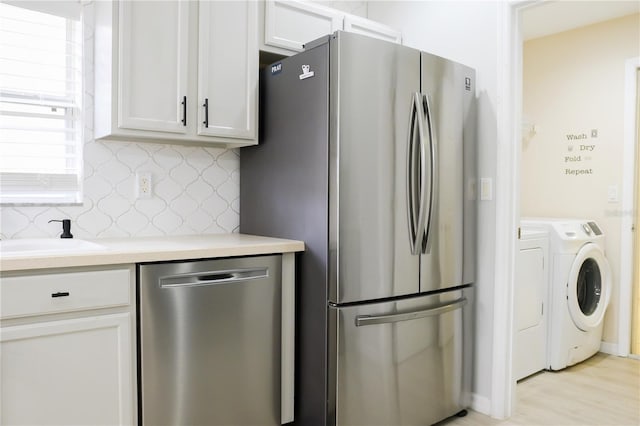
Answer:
198, 1, 257, 139
264, 0, 343, 52
118, 1, 189, 134
94, 0, 258, 147
261, 0, 402, 55
343, 14, 402, 44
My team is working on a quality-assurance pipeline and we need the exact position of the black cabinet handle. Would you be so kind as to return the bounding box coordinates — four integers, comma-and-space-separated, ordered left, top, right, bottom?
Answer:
203, 98, 209, 128
51, 292, 70, 298
181, 96, 187, 126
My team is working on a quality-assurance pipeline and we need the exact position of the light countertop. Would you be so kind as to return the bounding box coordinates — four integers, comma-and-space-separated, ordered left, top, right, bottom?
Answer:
0, 234, 305, 272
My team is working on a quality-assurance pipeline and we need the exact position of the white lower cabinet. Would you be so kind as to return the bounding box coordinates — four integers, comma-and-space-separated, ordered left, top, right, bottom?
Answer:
0, 266, 135, 426
1, 314, 133, 425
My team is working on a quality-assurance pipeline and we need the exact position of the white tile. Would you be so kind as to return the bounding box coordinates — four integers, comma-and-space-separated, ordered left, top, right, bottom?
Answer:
134, 198, 168, 219
98, 158, 133, 185
154, 177, 184, 202
115, 143, 150, 171
76, 209, 113, 237
202, 164, 231, 189
153, 146, 184, 171
216, 178, 239, 204
152, 209, 183, 234
84, 175, 113, 201
97, 193, 132, 219
116, 209, 149, 235
203, 192, 228, 219
169, 193, 199, 218
0, 208, 30, 239
170, 162, 200, 187
185, 180, 215, 202
216, 208, 239, 233
183, 209, 215, 233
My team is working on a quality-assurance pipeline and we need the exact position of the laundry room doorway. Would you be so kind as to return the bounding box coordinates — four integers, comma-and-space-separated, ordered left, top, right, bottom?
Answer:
516, 0, 640, 405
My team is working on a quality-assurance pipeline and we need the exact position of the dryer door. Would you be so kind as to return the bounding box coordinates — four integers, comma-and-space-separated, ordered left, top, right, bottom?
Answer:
567, 243, 611, 331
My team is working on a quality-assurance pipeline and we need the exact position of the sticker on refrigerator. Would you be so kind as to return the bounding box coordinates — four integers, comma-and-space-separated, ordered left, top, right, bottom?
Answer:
299, 65, 315, 80
465, 77, 471, 91
271, 63, 282, 75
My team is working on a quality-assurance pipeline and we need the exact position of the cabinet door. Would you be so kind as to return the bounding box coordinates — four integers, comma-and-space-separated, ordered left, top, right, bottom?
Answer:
343, 15, 402, 44
265, 0, 342, 52
1, 313, 134, 426
118, 0, 189, 133
198, 1, 257, 140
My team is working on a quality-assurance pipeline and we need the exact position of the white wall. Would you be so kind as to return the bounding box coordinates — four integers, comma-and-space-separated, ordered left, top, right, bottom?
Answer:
522, 13, 640, 344
368, 0, 501, 410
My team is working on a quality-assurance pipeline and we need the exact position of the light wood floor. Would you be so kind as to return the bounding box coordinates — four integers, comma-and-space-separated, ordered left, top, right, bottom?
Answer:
443, 353, 640, 426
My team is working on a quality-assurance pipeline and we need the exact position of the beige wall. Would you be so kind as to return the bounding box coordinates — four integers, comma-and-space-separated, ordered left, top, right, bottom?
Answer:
522, 13, 640, 343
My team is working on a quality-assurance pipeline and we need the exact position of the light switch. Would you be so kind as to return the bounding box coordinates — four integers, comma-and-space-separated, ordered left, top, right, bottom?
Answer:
480, 178, 493, 201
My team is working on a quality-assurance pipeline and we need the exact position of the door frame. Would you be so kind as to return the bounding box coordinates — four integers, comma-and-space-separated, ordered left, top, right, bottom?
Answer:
619, 56, 640, 357
494, 0, 540, 419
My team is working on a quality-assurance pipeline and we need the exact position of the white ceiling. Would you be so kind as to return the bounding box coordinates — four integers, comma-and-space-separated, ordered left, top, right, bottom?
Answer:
522, 0, 640, 41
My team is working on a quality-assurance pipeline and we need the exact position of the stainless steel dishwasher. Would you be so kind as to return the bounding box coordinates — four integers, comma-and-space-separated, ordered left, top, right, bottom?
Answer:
138, 255, 282, 426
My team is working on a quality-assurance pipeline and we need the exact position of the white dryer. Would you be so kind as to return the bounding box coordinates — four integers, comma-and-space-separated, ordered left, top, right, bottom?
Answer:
514, 227, 549, 381
521, 218, 611, 371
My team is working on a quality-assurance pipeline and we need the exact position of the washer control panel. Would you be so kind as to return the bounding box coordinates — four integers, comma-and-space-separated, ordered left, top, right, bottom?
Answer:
558, 220, 603, 238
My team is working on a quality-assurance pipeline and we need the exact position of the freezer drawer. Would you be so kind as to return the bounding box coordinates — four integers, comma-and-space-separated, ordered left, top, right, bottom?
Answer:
328, 288, 472, 426
138, 255, 282, 426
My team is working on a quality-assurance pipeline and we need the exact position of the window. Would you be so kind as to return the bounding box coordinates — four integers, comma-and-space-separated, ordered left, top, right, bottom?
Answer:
0, 1, 83, 204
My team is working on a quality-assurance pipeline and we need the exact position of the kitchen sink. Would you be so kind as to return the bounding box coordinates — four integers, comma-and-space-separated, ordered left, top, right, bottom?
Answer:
0, 238, 106, 255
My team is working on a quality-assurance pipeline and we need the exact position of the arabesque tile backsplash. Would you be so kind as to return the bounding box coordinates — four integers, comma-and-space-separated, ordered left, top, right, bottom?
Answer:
0, 141, 239, 240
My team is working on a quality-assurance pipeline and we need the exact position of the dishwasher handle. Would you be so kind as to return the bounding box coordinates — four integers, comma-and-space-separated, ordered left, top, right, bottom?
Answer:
159, 267, 269, 288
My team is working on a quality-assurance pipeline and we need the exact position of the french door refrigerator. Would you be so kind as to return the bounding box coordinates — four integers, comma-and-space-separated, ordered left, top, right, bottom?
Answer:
240, 31, 476, 426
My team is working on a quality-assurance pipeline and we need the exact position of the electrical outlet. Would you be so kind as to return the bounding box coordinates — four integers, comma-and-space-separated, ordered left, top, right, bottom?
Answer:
136, 172, 152, 199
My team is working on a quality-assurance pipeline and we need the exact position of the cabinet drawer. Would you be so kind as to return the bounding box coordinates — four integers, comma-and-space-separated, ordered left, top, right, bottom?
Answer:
1, 269, 131, 319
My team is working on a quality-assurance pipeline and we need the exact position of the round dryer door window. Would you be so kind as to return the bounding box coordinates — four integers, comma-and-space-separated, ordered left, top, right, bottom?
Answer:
567, 243, 611, 331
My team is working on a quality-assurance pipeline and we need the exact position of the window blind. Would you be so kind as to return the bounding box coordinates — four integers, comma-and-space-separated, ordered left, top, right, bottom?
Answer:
0, 1, 83, 204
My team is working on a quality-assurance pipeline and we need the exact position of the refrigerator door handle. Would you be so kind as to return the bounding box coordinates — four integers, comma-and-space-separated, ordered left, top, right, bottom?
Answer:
410, 92, 429, 255
407, 94, 418, 254
421, 93, 437, 254
355, 297, 467, 327
159, 267, 269, 288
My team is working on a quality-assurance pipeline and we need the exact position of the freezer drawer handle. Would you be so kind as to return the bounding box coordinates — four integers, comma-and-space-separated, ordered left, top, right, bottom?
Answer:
355, 297, 467, 327
159, 267, 269, 288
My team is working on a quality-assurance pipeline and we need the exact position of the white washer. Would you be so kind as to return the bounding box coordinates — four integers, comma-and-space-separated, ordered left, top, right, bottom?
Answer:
514, 228, 549, 380
521, 218, 611, 371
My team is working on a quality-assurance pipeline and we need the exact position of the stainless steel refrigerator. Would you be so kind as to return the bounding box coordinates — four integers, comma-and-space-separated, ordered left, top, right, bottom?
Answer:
241, 31, 476, 426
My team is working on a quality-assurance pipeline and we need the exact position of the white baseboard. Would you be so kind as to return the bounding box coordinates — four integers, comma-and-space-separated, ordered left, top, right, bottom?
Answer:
471, 393, 491, 415
599, 341, 619, 356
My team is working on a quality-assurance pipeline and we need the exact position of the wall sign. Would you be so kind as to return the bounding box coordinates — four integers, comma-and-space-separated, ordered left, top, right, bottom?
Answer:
564, 129, 598, 177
